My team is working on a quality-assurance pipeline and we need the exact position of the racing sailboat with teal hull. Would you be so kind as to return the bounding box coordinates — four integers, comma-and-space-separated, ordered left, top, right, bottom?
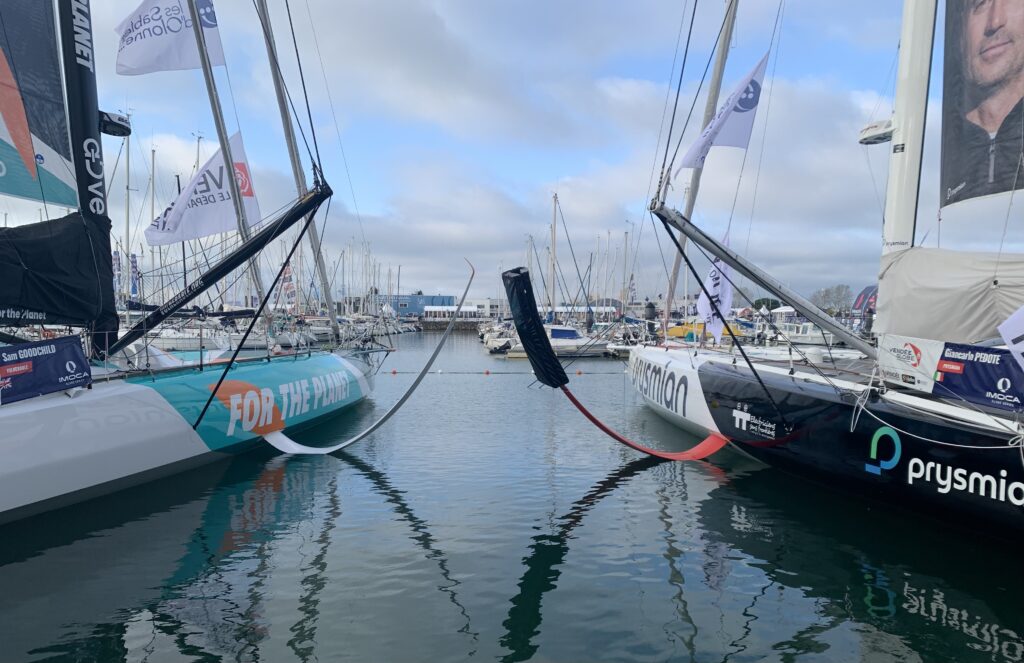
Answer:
0, 0, 374, 524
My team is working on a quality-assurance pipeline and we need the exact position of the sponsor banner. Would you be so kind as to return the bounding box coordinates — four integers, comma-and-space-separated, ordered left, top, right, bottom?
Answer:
932, 342, 1024, 411
852, 285, 877, 315
878, 334, 945, 392
0, 336, 90, 405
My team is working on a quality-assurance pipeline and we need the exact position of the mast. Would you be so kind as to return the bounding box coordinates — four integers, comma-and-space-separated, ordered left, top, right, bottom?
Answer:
621, 229, 628, 316
109, 186, 331, 355
186, 0, 267, 306
56, 0, 118, 356
124, 118, 131, 302
881, 0, 936, 255
549, 193, 557, 319
664, 0, 738, 330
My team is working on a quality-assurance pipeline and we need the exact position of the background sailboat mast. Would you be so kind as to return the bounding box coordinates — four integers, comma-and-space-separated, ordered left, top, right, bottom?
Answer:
664, 0, 738, 331
880, 0, 936, 255
549, 192, 557, 317
186, 0, 267, 306
124, 118, 131, 302
254, 0, 339, 340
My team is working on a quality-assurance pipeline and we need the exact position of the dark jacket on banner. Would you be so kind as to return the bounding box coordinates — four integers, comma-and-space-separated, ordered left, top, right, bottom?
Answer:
942, 98, 1024, 207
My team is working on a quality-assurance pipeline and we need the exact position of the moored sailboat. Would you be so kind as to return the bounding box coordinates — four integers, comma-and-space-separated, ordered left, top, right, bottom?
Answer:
0, 0, 374, 524
629, 0, 1024, 535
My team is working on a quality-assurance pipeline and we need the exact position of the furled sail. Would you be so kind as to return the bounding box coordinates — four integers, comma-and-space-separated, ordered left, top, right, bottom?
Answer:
0, 212, 115, 327
877, 1, 1024, 343
0, 3, 77, 207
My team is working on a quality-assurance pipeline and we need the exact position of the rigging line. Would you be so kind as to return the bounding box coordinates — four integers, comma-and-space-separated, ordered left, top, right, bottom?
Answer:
262, 261, 476, 455
660, 218, 792, 427
192, 201, 324, 430
992, 115, 1024, 279
555, 197, 593, 316
665, 5, 731, 180
857, 404, 1019, 449
742, 0, 786, 255
302, 0, 366, 245
630, 4, 695, 301
685, 237, 848, 395
530, 239, 552, 311
248, 0, 319, 171
284, 0, 323, 172
658, 0, 700, 195
641, 209, 674, 301
644, 1, 691, 218
105, 142, 125, 206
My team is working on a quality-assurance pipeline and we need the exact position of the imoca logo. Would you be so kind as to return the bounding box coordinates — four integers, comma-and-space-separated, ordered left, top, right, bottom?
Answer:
865, 426, 901, 475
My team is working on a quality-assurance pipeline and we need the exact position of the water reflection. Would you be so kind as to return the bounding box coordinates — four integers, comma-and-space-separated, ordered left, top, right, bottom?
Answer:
2, 328, 1023, 663
698, 463, 1024, 662
335, 449, 479, 648
499, 455, 662, 662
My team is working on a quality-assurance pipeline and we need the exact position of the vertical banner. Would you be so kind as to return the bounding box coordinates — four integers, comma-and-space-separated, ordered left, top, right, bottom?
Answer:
696, 243, 733, 343
940, 3, 1024, 206
112, 251, 122, 294
130, 253, 140, 299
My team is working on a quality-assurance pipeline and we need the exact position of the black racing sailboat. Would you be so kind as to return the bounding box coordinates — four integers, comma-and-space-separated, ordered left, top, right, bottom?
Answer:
623, 0, 1024, 537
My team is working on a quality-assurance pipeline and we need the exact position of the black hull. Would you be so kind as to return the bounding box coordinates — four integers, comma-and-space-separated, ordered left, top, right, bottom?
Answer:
696, 362, 1024, 535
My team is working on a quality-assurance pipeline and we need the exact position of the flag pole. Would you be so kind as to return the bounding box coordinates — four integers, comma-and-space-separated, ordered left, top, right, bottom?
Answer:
663, 0, 738, 335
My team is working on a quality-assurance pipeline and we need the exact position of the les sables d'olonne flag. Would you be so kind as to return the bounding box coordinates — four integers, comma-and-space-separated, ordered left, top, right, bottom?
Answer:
145, 132, 261, 246
678, 52, 770, 172
115, 0, 225, 76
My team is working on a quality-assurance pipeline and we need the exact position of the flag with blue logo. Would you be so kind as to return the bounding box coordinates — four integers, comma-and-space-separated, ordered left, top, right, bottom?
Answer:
678, 52, 770, 171
115, 0, 225, 76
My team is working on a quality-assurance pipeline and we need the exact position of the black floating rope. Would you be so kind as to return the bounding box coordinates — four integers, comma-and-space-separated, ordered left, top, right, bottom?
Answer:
501, 266, 729, 462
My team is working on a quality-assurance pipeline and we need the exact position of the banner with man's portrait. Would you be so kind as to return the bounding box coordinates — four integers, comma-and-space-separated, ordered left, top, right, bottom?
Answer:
941, 1, 1024, 207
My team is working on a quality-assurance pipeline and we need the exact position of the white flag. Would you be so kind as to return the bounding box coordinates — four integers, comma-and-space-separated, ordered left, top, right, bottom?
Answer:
999, 305, 1024, 373
696, 244, 733, 344
145, 132, 260, 246
115, 0, 225, 76
678, 52, 770, 172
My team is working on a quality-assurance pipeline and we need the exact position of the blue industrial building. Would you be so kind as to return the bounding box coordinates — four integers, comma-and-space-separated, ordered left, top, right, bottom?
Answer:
373, 294, 455, 316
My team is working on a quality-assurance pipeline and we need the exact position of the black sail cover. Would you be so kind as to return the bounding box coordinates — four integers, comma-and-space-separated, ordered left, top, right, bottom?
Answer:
0, 212, 115, 328
502, 267, 568, 389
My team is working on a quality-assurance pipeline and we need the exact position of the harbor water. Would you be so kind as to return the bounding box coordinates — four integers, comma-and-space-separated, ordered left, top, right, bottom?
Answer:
1, 332, 1020, 662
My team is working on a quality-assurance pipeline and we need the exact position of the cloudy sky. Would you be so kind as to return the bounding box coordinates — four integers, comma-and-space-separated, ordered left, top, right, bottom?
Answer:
7, 1, 971, 304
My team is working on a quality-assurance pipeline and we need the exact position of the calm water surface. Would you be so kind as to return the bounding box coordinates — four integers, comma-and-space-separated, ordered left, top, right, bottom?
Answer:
1, 332, 1020, 662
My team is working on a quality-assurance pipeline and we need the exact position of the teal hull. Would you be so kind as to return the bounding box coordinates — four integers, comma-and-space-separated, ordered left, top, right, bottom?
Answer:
128, 351, 371, 451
